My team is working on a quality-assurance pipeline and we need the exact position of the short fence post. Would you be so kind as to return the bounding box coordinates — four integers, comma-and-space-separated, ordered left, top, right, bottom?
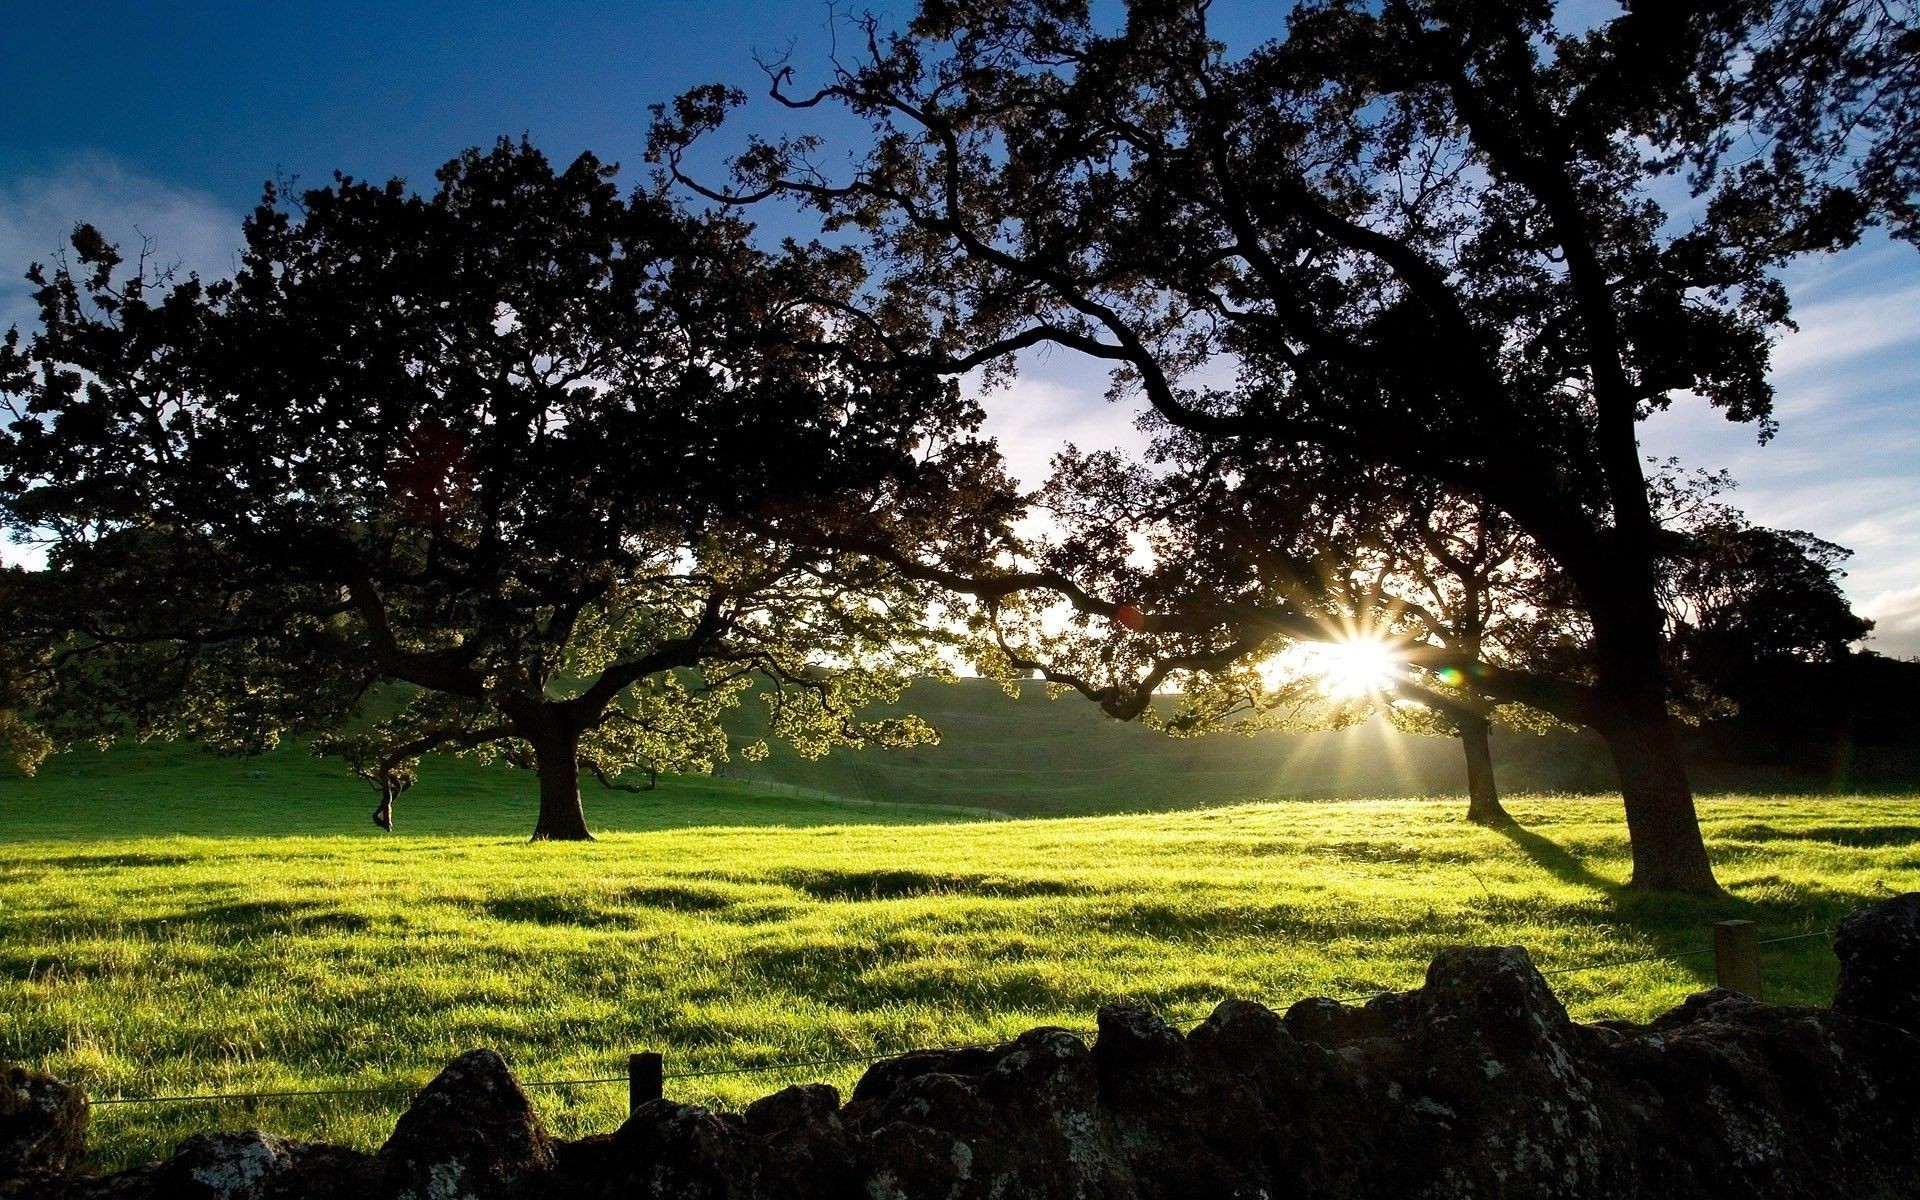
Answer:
1713, 920, 1763, 999
629, 1051, 663, 1113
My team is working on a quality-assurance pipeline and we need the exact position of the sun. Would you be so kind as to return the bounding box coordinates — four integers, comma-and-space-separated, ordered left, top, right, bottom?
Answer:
1301, 637, 1402, 699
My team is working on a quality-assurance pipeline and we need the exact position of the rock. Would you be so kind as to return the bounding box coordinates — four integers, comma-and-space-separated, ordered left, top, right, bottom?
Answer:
377, 1049, 552, 1200
0, 1164, 162, 1199
846, 1026, 1133, 1199
9, 1134, 370, 1200
555, 1084, 854, 1200
1281, 990, 1416, 1046
562, 1100, 756, 1200
742, 1085, 856, 1200
0, 1065, 87, 1182
1386, 946, 1629, 1198
1610, 995, 1920, 1198
845, 1045, 998, 1109
1093, 1003, 1274, 1199
1833, 890, 1920, 1032
156, 1132, 294, 1200
161, 1130, 296, 1200
151, 1130, 373, 1200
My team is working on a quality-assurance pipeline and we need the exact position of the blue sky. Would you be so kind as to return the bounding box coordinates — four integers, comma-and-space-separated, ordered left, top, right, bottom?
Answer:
3, 2, 1916, 654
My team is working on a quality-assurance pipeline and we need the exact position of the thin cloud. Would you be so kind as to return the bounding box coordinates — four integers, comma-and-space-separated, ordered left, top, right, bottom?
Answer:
1643, 240, 1920, 628
1771, 285, 1920, 381
975, 366, 1150, 491
1861, 586, 1920, 660
0, 154, 241, 335
0, 155, 241, 568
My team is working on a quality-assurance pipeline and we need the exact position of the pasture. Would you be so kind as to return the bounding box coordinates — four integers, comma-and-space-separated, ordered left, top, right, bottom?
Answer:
2, 739, 1916, 1169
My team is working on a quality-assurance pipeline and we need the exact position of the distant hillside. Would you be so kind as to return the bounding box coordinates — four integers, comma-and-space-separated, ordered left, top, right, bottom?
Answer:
721, 677, 1901, 817
8, 678, 1906, 828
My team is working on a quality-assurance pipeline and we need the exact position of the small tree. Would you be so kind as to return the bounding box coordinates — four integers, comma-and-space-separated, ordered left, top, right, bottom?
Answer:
0, 140, 984, 839
1659, 518, 1874, 761
1378, 492, 1576, 825
992, 433, 1574, 825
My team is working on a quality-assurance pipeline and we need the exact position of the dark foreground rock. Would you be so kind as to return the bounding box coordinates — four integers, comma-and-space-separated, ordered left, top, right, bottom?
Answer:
376, 1048, 551, 1200
10, 892, 1920, 1200
1833, 889, 1920, 1032
0, 1066, 86, 1182
151, 1130, 371, 1200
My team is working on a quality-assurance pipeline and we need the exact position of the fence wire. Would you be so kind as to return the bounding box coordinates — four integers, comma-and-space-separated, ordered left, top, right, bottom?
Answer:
80, 926, 1837, 1111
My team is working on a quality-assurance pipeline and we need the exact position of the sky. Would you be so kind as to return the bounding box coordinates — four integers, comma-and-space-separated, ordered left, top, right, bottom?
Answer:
2, 2, 1916, 656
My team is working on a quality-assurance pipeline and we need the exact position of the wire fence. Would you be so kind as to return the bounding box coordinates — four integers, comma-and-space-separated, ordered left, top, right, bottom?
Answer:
80, 924, 1838, 1113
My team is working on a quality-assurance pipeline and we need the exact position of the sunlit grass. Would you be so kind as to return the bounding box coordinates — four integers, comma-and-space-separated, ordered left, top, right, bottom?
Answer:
3, 756, 1914, 1171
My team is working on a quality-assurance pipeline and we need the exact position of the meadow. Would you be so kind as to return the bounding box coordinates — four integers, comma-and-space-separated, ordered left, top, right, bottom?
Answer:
4, 730, 1917, 1170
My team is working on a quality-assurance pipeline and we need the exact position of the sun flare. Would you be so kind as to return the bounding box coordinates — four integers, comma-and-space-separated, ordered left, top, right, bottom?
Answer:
1301, 637, 1402, 699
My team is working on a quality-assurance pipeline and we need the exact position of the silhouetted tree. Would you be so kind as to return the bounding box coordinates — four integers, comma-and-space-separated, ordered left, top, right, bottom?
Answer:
655, 0, 1916, 891
0, 139, 992, 839
1382, 493, 1569, 826
1661, 519, 1874, 756
1665, 523, 1871, 678
1003, 435, 1576, 827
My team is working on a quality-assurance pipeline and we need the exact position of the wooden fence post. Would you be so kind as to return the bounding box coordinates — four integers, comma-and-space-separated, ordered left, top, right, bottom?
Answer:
1713, 920, 1763, 999
629, 1051, 663, 1113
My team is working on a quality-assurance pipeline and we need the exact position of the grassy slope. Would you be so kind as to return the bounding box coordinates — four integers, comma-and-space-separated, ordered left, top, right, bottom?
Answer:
2, 737, 1916, 1168
725, 678, 1902, 814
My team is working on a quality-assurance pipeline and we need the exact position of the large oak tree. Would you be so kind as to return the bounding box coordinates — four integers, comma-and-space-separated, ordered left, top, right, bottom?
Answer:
656, 0, 1916, 891
0, 140, 994, 839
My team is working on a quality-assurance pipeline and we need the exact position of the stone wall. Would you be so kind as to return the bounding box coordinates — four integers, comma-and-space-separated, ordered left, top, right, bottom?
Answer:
6, 893, 1919, 1200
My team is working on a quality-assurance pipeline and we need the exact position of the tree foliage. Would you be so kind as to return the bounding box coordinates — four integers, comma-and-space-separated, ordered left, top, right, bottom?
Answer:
654, 0, 1913, 890
0, 139, 996, 838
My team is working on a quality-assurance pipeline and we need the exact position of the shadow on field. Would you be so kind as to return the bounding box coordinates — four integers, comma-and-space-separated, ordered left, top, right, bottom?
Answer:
28, 852, 197, 870
1497, 824, 1618, 894
776, 868, 1088, 902
1713, 823, 1920, 849
735, 938, 1073, 1010
481, 884, 739, 927
1488, 819, 1866, 1006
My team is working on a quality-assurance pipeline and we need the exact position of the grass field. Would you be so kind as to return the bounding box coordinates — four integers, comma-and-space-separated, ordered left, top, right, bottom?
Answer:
730, 677, 1917, 812
3, 735, 1917, 1170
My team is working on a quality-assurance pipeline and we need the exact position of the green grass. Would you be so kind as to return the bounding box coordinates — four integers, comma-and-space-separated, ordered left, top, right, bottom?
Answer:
729, 678, 1917, 813
3, 738, 1916, 1170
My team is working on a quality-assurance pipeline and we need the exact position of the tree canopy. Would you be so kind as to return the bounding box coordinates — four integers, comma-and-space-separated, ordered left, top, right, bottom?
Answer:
0, 139, 1001, 839
654, 0, 1914, 891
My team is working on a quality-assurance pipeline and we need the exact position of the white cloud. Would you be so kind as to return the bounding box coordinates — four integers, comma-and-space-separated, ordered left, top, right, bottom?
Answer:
1, 157, 241, 568
0, 154, 242, 335
1860, 586, 1920, 661
1770, 284, 1920, 381
1643, 240, 1920, 628
974, 367, 1151, 491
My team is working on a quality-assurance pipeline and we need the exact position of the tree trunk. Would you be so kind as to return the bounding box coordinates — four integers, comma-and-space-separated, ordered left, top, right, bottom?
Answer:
1600, 696, 1718, 894
530, 732, 593, 842
1458, 713, 1512, 826
1575, 557, 1721, 895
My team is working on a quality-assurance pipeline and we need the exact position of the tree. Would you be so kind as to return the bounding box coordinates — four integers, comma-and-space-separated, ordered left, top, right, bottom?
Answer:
1005, 433, 1577, 827
1660, 518, 1874, 761
0, 568, 53, 777
0, 139, 989, 839
1377, 492, 1574, 826
1664, 521, 1872, 682
655, 0, 1915, 891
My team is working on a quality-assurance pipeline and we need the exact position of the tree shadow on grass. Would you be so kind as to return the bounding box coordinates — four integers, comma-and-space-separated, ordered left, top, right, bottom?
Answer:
1496, 822, 1621, 897
1713, 823, 1920, 849
1488, 819, 1879, 1007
